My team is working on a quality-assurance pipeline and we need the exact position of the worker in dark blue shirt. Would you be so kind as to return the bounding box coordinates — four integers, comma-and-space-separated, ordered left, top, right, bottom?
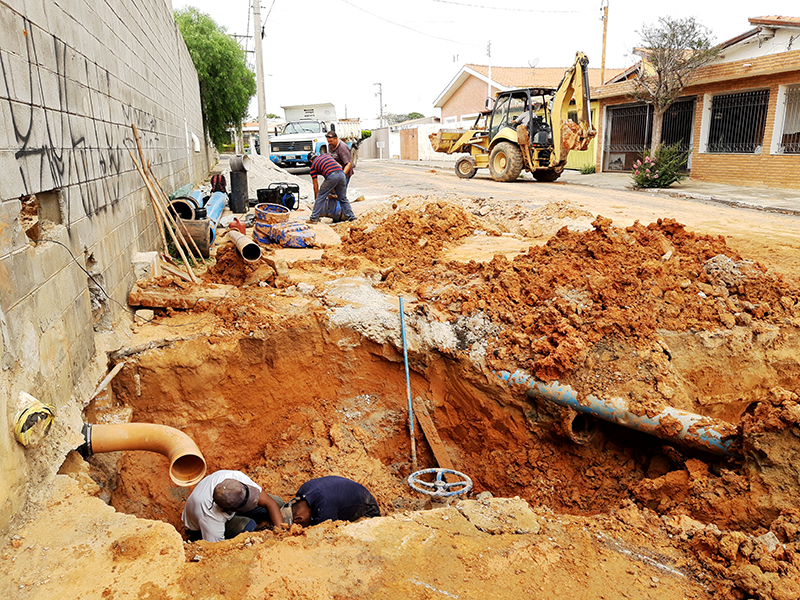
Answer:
290, 476, 380, 527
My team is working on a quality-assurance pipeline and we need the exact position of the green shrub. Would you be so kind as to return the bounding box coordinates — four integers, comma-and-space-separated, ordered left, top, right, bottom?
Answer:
219, 143, 235, 153
579, 163, 597, 175
631, 143, 688, 188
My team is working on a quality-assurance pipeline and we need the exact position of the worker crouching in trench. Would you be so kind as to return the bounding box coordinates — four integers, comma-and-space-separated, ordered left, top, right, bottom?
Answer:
182, 470, 288, 542
182, 472, 381, 542
289, 476, 380, 527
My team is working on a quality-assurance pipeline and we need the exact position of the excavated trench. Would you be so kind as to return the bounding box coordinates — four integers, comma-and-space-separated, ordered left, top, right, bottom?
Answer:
87, 313, 794, 539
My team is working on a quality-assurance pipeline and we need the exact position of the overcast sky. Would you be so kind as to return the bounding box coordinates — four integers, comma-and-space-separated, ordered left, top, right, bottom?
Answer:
172, 0, 799, 126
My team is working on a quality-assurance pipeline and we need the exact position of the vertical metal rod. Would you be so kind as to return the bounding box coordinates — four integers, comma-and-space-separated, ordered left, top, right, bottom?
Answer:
399, 296, 417, 471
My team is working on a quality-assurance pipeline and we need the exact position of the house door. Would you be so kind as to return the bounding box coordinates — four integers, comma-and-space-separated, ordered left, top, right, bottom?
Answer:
400, 129, 418, 160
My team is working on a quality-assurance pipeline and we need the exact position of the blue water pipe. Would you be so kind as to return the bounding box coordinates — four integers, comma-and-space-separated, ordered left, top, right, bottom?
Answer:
190, 190, 204, 208
204, 191, 227, 245
496, 369, 740, 457
399, 296, 416, 469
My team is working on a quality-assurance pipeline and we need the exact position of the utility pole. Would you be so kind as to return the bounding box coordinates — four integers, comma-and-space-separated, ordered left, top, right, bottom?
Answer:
600, 0, 609, 85
374, 83, 384, 128
487, 40, 492, 100
252, 0, 268, 156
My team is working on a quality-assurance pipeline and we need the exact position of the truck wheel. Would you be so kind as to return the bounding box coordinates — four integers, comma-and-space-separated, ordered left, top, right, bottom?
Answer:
488, 142, 523, 182
454, 156, 477, 179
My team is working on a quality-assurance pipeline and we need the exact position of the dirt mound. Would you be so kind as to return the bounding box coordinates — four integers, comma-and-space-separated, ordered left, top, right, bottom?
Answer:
342, 198, 502, 264
441, 216, 798, 381
203, 240, 277, 287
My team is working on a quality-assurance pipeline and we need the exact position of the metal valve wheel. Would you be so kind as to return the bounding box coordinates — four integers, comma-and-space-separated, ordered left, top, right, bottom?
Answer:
407, 468, 473, 498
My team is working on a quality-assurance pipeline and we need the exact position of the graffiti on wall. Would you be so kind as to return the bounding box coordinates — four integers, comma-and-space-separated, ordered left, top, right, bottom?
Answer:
0, 18, 162, 225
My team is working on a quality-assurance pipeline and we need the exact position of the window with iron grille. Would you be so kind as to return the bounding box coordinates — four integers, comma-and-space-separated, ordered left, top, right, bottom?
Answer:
707, 90, 770, 153
779, 85, 800, 154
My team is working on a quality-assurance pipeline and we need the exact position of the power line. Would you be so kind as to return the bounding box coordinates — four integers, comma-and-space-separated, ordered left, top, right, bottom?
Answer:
338, 0, 482, 46
432, 0, 577, 13
262, 0, 277, 29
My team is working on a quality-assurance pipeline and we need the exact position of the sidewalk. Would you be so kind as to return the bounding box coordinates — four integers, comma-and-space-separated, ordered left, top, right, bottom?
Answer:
383, 158, 800, 216
557, 170, 800, 216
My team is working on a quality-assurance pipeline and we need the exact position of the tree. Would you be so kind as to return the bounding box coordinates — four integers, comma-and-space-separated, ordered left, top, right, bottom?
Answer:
386, 112, 425, 125
631, 16, 720, 151
175, 8, 256, 148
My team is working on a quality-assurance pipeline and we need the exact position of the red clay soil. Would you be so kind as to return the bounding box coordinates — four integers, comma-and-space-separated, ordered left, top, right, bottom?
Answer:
19, 197, 799, 600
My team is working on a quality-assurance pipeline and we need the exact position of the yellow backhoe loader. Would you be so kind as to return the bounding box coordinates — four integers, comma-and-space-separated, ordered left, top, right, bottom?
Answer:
430, 51, 596, 182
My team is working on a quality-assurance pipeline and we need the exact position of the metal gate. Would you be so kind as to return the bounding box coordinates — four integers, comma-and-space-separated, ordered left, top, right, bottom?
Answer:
661, 98, 695, 153
604, 104, 652, 171
604, 98, 695, 171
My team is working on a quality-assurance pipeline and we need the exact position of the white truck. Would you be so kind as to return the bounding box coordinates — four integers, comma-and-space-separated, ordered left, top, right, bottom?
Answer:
268, 103, 363, 168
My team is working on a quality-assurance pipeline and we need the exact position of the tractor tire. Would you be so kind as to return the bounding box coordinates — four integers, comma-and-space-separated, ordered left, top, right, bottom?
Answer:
488, 142, 523, 182
454, 156, 477, 179
533, 169, 561, 182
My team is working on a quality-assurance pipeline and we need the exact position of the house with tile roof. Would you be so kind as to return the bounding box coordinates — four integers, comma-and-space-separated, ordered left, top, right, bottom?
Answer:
594, 16, 800, 189
434, 63, 619, 125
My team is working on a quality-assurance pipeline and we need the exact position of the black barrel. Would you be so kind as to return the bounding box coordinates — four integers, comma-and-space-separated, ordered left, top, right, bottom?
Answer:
229, 171, 248, 214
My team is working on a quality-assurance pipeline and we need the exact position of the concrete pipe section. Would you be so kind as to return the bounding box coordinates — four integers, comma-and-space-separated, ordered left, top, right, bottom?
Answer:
497, 369, 741, 457
229, 154, 250, 172
78, 423, 207, 486
168, 196, 197, 221
228, 230, 262, 263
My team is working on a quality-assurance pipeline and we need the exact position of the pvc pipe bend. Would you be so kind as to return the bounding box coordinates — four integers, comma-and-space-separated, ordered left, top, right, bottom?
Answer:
81, 423, 206, 486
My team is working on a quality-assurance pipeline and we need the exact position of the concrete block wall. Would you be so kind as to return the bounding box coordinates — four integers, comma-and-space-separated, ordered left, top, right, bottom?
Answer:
0, 0, 213, 533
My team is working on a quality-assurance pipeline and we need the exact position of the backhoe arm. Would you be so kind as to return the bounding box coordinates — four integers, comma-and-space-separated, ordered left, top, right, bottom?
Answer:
550, 51, 597, 166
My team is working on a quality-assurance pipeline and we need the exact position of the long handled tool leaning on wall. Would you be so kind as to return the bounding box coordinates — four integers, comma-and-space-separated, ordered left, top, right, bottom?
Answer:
128, 124, 200, 283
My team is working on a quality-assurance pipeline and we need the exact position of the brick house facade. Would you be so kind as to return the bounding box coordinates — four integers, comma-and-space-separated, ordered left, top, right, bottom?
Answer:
594, 17, 800, 189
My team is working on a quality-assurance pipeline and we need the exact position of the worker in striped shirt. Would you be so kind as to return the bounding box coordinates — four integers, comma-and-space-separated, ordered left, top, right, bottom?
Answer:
306, 152, 357, 224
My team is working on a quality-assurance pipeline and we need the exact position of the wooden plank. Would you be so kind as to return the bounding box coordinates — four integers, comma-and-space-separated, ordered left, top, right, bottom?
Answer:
128, 281, 232, 309
412, 396, 455, 472
159, 258, 194, 283
91, 362, 125, 399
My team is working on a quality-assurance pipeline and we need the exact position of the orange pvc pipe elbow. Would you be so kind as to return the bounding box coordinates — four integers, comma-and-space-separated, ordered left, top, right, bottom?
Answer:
84, 423, 206, 486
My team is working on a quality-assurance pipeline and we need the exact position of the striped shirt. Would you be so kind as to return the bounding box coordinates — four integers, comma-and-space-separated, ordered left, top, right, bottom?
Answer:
310, 154, 343, 178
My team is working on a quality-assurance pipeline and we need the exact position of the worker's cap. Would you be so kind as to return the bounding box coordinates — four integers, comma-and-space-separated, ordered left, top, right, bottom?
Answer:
325, 131, 338, 139
307, 152, 317, 163
213, 479, 259, 512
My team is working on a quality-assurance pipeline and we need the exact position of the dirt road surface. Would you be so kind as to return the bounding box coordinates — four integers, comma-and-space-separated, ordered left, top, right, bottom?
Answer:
3, 159, 800, 600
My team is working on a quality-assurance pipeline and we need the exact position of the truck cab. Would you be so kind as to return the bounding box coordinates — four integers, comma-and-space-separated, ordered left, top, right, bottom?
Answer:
269, 119, 331, 168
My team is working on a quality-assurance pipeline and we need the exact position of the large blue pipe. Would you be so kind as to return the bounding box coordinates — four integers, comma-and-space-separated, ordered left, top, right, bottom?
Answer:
205, 191, 227, 244
190, 190, 204, 208
496, 369, 740, 457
